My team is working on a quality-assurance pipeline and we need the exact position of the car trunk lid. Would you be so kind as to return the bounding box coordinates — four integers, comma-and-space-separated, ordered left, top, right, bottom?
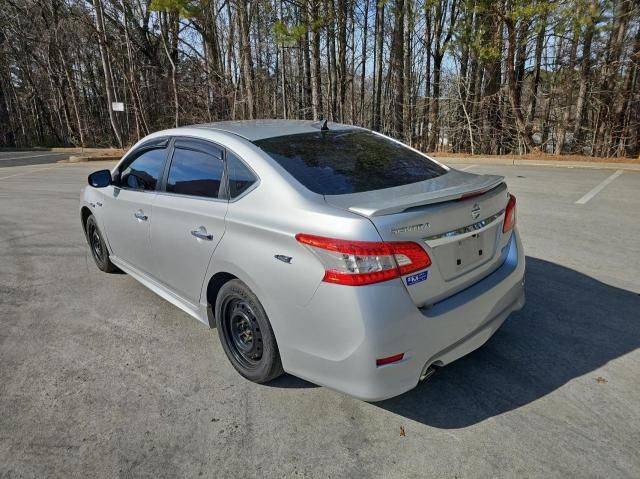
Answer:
324, 170, 513, 306
324, 169, 504, 217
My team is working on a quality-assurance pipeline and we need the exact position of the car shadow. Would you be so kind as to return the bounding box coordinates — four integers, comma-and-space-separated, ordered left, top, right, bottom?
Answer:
268, 374, 320, 389
374, 256, 640, 428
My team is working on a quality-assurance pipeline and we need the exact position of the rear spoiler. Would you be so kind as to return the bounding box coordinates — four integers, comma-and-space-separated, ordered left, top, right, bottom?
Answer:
324, 170, 505, 217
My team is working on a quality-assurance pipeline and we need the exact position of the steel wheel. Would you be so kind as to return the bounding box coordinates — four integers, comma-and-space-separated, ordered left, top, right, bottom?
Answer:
221, 296, 263, 369
88, 221, 106, 268
85, 214, 118, 273
214, 279, 283, 383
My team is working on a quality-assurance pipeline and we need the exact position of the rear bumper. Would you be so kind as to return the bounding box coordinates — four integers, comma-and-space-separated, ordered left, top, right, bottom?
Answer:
277, 230, 525, 401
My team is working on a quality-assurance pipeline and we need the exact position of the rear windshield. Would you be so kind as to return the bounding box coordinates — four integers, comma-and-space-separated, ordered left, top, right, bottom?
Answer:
253, 130, 446, 195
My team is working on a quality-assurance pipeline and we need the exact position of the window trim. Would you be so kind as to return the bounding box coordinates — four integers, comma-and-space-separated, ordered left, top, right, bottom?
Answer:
225, 149, 260, 202
159, 137, 226, 202
115, 137, 170, 193
155, 135, 260, 203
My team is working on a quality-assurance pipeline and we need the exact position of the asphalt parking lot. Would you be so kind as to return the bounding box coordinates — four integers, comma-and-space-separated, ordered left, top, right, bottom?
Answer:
1, 158, 639, 478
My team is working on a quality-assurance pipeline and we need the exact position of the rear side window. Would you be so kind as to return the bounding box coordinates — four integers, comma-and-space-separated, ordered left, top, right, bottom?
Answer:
227, 152, 257, 198
167, 147, 224, 199
254, 130, 446, 195
119, 148, 166, 191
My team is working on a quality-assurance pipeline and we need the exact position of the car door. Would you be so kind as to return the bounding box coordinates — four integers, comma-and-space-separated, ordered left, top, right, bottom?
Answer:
101, 139, 169, 272
148, 138, 228, 304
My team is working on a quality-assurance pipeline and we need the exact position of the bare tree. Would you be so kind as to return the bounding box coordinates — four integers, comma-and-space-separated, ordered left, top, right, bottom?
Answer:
0, 0, 637, 158
92, 0, 123, 147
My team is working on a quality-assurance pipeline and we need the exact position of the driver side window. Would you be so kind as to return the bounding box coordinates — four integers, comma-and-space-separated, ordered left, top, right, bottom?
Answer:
119, 148, 166, 191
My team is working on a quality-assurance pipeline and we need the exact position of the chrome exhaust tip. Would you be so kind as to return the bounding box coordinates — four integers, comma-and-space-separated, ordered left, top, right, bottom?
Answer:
419, 364, 438, 382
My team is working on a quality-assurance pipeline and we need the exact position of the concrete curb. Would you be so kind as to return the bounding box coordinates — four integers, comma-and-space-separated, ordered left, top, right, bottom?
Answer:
436, 157, 640, 171
0, 147, 125, 153
64, 155, 121, 163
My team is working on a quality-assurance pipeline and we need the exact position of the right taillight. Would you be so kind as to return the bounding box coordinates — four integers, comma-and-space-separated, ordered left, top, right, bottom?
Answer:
503, 194, 517, 233
295, 234, 431, 286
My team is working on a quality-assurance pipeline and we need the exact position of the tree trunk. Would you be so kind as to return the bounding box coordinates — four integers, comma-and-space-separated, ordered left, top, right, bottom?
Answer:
555, 28, 580, 155
527, 14, 546, 129
235, 0, 255, 119
59, 51, 85, 146
308, 0, 322, 120
403, 0, 413, 143
326, 0, 338, 120
419, 9, 432, 148
159, 12, 179, 128
302, 0, 313, 119
505, 17, 534, 152
594, 0, 630, 156
427, 0, 457, 151
615, 18, 640, 156
372, 0, 384, 131
360, 0, 369, 125
390, 0, 405, 138
336, 0, 348, 121
92, 0, 123, 147
428, 55, 442, 150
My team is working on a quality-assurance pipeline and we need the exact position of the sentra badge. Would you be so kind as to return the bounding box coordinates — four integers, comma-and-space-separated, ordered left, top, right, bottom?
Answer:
391, 222, 430, 235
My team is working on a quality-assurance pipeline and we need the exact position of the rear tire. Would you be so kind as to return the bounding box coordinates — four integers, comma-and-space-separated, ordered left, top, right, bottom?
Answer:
85, 214, 118, 273
215, 279, 283, 383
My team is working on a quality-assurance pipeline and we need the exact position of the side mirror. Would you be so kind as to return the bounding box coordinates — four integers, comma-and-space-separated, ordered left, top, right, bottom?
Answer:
88, 169, 112, 188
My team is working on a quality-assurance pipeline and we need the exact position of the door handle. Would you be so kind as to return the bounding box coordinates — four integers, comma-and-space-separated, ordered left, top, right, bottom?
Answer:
134, 209, 148, 221
191, 226, 213, 241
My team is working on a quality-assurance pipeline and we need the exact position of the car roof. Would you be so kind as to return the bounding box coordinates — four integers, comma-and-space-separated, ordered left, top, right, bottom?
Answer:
186, 119, 358, 141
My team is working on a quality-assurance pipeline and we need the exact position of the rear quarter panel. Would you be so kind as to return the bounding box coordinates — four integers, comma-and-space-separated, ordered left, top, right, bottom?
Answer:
199, 163, 383, 367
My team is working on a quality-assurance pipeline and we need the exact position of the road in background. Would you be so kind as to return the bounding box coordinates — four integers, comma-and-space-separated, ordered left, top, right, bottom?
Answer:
1, 161, 639, 478
0, 150, 73, 167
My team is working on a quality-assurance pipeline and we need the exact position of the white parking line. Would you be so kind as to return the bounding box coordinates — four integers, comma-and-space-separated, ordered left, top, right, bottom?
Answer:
0, 153, 63, 162
458, 165, 476, 171
0, 166, 62, 180
575, 170, 624, 205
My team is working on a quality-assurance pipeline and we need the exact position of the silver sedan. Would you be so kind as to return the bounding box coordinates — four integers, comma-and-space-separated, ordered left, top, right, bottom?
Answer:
80, 120, 525, 401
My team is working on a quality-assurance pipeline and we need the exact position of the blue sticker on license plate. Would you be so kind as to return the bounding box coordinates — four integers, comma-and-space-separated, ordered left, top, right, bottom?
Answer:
405, 271, 428, 286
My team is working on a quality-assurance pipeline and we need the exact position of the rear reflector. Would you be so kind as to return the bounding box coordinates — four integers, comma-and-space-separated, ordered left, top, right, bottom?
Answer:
376, 353, 405, 367
503, 194, 517, 233
295, 234, 431, 286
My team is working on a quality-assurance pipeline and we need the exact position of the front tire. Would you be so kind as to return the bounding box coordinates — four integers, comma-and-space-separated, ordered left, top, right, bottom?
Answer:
215, 279, 283, 383
85, 214, 118, 273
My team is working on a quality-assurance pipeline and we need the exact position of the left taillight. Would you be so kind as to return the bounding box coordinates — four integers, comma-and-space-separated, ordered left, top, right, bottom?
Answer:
295, 234, 431, 286
503, 194, 517, 233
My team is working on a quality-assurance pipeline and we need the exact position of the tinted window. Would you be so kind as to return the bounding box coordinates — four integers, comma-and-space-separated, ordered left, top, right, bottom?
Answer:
227, 152, 257, 198
167, 147, 224, 198
119, 148, 165, 191
254, 130, 447, 195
